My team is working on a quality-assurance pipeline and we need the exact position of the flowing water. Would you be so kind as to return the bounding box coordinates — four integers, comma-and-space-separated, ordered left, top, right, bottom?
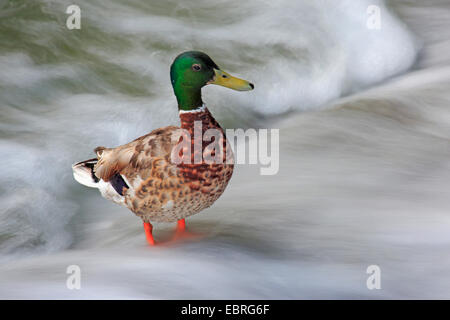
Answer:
0, 0, 449, 298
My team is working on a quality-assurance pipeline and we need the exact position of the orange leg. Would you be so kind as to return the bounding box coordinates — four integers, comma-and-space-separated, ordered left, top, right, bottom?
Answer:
177, 219, 186, 232
143, 222, 155, 246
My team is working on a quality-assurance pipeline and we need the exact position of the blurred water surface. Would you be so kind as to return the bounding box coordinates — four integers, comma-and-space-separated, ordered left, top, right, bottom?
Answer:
1, 0, 450, 298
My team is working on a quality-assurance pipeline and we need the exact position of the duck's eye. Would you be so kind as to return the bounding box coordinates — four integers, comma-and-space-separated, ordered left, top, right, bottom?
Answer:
222, 74, 228, 78
192, 64, 201, 71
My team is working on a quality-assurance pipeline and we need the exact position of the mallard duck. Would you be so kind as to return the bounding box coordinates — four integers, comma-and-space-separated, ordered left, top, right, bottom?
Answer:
72, 51, 254, 245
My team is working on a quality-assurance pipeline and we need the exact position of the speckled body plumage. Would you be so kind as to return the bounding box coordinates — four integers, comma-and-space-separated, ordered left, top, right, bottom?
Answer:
93, 107, 234, 223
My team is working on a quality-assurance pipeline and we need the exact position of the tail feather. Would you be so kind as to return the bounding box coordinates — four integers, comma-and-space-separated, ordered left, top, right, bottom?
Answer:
72, 158, 99, 188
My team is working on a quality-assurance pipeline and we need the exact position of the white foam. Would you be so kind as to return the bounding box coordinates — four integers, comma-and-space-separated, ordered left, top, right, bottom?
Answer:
91, 0, 419, 115
0, 0, 418, 262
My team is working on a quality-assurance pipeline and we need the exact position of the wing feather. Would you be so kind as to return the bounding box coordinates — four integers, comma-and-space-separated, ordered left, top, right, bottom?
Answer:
93, 126, 181, 182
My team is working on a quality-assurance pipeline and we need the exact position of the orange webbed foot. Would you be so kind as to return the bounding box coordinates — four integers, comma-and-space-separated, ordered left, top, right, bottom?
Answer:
171, 219, 204, 242
143, 222, 156, 246
143, 220, 206, 246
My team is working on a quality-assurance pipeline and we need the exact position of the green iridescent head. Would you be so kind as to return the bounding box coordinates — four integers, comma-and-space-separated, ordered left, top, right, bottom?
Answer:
170, 51, 254, 111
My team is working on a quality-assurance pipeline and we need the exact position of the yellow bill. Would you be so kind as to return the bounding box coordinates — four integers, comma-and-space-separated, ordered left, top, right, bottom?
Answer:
208, 69, 254, 91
